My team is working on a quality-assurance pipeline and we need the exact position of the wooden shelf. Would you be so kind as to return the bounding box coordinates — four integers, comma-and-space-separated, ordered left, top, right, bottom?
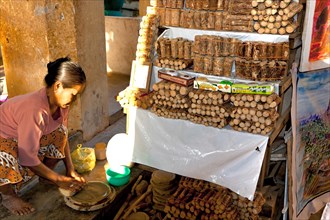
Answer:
132, 25, 294, 195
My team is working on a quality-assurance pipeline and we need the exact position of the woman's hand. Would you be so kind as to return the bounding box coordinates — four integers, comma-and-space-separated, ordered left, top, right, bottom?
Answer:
29, 161, 85, 193
63, 142, 86, 184
56, 175, 85, 193
67, 169, 86, 183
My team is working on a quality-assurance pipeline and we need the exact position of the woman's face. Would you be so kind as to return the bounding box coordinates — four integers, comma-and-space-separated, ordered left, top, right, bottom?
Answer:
53, 82, 85, 109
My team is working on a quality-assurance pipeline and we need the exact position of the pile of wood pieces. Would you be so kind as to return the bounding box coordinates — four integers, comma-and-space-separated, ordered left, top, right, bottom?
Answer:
149, 0, 254, 32
150, 80, 192, 120
192, 35, 289, 81
113, 170, 179, 220
116, 87, 153, 110
229, 93, 281, 134
149, 0, 303, 34
150, 0, 184, 8
119, 79, 283, 135
154, 36, 290, 82
235, 58, 288, 81
235, 41, 289, 81
236, 41, 290, 61
164, 177, 266, 220
187, 90, 231, 128
185, 0, 226, 10
222, 0, 254, 32
113, 169, 286, 220
193, 35, 236, 77
251, 0, 303, 34
179, 10, 220, 30
155, 37, 194, 70
113, 175, 155, 220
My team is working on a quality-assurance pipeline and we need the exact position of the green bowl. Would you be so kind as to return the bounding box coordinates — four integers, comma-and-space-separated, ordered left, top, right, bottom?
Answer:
106, 166, 131, 186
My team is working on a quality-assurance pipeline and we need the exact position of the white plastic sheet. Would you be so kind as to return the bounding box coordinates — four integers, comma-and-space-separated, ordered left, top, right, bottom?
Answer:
160, 27, 289, 43
128, 107, 269, 200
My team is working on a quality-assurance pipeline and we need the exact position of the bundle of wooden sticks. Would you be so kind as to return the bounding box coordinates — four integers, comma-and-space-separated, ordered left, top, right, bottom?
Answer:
164, 176, 266, 220
251, 0, 303, 34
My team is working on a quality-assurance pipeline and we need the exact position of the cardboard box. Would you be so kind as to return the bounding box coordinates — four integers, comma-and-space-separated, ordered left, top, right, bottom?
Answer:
232, 83, 274, 95
158, 69, 195, 86
193, 79, 232, 93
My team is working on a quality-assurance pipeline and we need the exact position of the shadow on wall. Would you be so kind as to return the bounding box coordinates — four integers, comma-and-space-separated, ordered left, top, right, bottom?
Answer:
105, 16, 141, 76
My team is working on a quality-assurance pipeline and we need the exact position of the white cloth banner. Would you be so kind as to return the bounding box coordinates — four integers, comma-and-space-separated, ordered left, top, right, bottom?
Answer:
128, 107, 269, 200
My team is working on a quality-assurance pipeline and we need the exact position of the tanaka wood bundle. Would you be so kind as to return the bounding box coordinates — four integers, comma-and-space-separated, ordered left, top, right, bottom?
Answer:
187, 90, 231, 128
193, 35, 238, 76
116, 87, 153, 109
235, 58, 288, 81
194, 35, 239, 57
222, 13, 254, 32
136, 14, 160, 64
150, 81, 191, 120
193, 55, 234, 77
251, 0, 303, 34
164, 176, 266, 220
157, 37, 194, 59
236, 41, 289, 61
155, 37, 194, 70
185, 0, 229, 11
155, 58, 193, 70
229, 93, 281, 134
151, 0, 184, 8
149, 0, 302, 34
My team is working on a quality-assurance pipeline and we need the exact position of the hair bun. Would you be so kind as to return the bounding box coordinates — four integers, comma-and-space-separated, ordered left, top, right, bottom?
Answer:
47, 57, 71, 69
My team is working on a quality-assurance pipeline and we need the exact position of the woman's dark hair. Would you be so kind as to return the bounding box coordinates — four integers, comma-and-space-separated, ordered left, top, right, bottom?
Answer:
44, 57, 86, 88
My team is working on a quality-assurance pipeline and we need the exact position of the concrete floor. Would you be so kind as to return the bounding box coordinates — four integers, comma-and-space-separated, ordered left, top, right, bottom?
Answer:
0, 69, 134, 219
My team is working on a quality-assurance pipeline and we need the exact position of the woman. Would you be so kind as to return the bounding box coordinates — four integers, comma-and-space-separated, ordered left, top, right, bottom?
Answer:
0, 57, 86, 215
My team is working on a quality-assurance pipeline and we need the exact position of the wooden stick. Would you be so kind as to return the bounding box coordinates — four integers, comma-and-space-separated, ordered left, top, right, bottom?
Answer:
286, 22, 299, 34
113, 175, 143, 220
121, 185, 153, 219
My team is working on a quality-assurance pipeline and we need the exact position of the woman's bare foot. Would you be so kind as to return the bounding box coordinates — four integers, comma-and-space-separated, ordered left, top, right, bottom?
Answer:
1, 194, 35, 216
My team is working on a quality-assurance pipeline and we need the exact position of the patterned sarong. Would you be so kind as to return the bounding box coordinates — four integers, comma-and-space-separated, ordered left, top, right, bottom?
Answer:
0, 125, 67, 193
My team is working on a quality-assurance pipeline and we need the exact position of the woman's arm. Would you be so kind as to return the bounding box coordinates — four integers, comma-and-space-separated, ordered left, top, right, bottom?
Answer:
63, 141, 86, 183
28, 162, 79, 190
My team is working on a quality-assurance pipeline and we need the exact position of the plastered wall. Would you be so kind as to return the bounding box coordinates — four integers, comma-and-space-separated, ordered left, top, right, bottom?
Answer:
0, 1, 49, 96
105, 16, 141, 75
0, 0, 109, 141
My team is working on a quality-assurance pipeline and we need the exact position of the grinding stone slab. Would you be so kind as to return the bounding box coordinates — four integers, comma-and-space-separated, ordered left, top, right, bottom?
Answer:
69, 181, 111, 205
64, 181, 116, 211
